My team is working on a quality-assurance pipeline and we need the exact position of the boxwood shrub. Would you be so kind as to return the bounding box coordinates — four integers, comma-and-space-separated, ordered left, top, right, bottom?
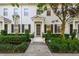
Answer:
14, 42, 28, 53
46, 36, 79, 53
0, 35, 31, 44
44, 32, 79, 53
43, 33, 69, 39
0, 42, 28, 53
1, 30, 7, 35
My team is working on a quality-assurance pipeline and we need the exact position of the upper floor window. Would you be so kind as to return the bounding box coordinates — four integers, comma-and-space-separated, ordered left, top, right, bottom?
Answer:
47, 10, 51, 16
37, 9, 41, 15
14, 8, 18, 15
24, 8, 28, 16
3, 8, 8, 16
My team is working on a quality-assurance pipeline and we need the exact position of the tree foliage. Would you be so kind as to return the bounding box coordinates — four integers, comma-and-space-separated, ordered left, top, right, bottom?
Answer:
11, 3, 19, 7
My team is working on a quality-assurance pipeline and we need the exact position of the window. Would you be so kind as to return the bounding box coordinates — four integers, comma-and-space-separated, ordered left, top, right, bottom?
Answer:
47, 10, 51, 16
54, 24, 61, 34
24, 8, 28, 16
51, 24, 53, 33
22, 24, 24, 33
70, 24, 73, 34
4, 24, 8, 33
14, 8, 18, 15
11, 24, 14, 33
18, 24, 20, 33
55, 24, 57, 33
44, 24, 47, 33
37, 9, 41, 15
3, 8, 8, 16
28, 24, 31, 33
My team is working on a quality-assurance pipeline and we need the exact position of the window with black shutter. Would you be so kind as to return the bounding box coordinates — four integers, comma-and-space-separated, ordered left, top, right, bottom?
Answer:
54, 24, 57, 33
44, 24, 46, 33
11, 24, 14, 33
18, 24, 20, 33
51, 24, 53, 33
4, 24, 8, 33
28, 24, 31, 33
70, 24, 73, 34
22, 24, 24, 33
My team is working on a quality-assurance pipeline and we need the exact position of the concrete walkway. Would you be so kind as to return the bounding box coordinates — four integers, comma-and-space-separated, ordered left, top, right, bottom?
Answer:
25, 37, 52, 56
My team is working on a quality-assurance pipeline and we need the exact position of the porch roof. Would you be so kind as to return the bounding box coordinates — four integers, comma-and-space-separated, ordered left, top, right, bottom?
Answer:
0, 16, 11, 23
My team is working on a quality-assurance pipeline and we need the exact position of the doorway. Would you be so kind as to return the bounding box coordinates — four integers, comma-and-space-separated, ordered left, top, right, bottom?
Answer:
36, 24, 41, 37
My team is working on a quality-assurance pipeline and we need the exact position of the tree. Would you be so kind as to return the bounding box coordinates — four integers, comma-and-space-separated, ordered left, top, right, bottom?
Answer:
11, 3, 19, 7
37, 3, 78, 38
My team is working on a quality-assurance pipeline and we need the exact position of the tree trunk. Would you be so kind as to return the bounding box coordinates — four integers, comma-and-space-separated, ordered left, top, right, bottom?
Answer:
61, 4, 66, 39
61, 21, 66, 38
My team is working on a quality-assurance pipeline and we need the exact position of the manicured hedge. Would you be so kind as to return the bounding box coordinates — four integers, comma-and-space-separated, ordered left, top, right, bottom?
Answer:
0, 42, 28, 53
47, 38, 79, 53
0, 30, 31, 53
14, 42, 28, 53
0, 35, 31, 44
1, 30, 7, 35
45, 33, 79, 53
43, 33, 69, 40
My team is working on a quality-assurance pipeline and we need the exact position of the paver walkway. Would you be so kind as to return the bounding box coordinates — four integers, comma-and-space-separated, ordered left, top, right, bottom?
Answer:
25, 37, 52, 56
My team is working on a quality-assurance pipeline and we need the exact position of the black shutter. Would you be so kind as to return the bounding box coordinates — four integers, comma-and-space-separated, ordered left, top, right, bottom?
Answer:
28, 24, 31, 33
4, 24, 8, 33
51, 24, 53, 33
78, 24, 79, 33
22, 24, 24, 33
70, 24, 73, 34
55, 24, 57, 33
11, 24, 14, 33
18, 24, 20, 33
44, 24, 46, 33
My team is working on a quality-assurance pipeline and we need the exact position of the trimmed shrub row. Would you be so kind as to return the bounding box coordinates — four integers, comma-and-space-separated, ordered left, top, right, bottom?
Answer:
44, 32, 79, 53
0, 42, 28, 53
43, 33, 69, 40
47, 38, 79, 53
0, 35, 31, 44
0, 29, 31, 53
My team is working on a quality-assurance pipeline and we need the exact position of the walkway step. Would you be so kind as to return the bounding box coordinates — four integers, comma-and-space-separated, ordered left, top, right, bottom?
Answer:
31, 37, 45, 43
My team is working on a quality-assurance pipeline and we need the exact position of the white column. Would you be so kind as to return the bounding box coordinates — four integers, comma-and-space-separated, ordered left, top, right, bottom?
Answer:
34, 23, 36, 37
8, 24, 11, 34
73, 20, 75, 30
41, 22, 44, 37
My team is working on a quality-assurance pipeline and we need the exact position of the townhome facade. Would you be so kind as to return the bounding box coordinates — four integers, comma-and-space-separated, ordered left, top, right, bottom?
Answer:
0, 3, 79, 37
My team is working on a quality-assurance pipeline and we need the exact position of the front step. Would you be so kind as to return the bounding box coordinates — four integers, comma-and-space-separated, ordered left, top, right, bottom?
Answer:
31, 37, 45, 43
